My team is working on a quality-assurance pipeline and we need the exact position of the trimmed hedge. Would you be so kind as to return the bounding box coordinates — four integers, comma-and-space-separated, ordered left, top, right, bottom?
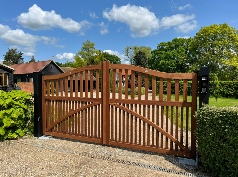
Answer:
210, 81, 238, 98
196, 105, 238, 176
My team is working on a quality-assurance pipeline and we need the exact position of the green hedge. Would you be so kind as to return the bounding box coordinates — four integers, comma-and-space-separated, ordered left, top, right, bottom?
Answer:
0, 90, 34, 141
152, 81, 238, 98
196, 105, 238, 176
210, 81, 238, 98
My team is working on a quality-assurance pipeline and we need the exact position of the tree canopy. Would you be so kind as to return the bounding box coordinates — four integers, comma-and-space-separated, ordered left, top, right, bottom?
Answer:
189, 23, 238, 80
28, 56, 36, 63
3, 48, 24, 66
74, 40, 104, 67
149, 38, 191, 73
102, 52, 121, 64
124, 46, 151, 65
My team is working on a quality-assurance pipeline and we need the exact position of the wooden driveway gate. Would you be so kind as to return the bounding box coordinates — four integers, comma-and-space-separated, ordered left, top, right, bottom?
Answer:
42, 61, 197, 159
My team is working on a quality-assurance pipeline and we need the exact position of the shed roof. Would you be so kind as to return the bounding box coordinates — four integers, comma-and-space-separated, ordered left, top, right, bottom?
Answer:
10, 60, 63, 74
0, 63, 14, 71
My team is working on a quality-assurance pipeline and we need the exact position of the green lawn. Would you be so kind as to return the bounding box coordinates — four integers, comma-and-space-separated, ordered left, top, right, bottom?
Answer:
209, 96, 238, 107
165, 95, 238, 130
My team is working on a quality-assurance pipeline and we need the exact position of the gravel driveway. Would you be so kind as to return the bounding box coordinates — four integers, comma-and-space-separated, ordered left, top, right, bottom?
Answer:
0, 136, 209, 177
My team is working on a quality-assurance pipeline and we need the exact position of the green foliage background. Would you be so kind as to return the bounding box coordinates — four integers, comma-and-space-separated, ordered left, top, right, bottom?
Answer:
0, 90, 34, 141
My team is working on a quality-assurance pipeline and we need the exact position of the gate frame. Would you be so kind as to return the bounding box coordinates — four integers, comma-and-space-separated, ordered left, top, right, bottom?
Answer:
35, 61, 198, 160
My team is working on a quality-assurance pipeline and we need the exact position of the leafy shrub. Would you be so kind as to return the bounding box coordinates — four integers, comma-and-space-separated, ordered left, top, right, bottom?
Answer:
196, 105, 238, 176
210, 81, 238, 98
0, 90, 34, 141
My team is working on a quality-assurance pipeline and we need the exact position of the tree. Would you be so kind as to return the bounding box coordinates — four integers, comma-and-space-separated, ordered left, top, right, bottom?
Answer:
133, 51, 148, 68
124, 46, 152, 65
3, 48, 24, 65
189, 23, 238, 80
74, 40, 105, 67
55, 61, 77, 68
149, 38, 191, 73
28, 56, 36, 63
102, 52, 121, 64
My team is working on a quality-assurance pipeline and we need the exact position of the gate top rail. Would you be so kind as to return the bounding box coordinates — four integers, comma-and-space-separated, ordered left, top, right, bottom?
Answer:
110, 64, 196, 80
43, 64, 101, 80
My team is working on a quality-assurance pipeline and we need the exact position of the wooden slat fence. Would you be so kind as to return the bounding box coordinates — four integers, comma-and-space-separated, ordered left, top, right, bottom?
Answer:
42, 61, 197, 159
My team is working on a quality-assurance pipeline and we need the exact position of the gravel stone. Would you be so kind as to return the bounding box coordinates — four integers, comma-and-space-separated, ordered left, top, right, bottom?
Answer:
0, 136, 209, 177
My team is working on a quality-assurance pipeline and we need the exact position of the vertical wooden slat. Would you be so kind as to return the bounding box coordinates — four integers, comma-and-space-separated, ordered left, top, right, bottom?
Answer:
85, 71, 88, 98
145, 74, 150, 146
115, 106, 118, 142
110, 105, 114, 141
170, 106, 174, 150
159, 78, 164, 148
94, 105, 97, 137
70, 75, 73, 97
138, 72, 142, 145
152, 76, 156, 147
125, 70, 128, 99
64, 77, 68, 97
175, 79, 179, 151
156, 104, 159, 148
166, 78, 171, 149
130, 104, 133, 144
119, 69, 122, 99
75, 74, 78, 97
96, 70, 99, 98
112, 69, 116, 100
90, 70, 94, 98
131, 71, 135, 99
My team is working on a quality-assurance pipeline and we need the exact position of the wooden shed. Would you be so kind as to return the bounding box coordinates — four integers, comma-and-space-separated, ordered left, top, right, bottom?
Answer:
10, 60, 64, 83
0, 63, 14, 91
10, 60, 63, 93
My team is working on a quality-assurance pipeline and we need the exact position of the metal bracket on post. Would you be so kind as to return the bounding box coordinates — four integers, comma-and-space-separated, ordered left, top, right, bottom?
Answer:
199, 66, 210, 108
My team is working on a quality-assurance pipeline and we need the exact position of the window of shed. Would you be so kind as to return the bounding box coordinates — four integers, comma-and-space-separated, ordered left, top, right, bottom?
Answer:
0, 73, 9, 86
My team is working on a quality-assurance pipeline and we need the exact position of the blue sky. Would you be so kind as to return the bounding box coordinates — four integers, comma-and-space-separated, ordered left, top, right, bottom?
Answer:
0, 1, 238, 64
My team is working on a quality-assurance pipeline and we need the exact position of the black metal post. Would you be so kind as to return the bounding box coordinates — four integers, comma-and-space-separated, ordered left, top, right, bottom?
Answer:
33, 72, 43, 137
199, 66, 210, 108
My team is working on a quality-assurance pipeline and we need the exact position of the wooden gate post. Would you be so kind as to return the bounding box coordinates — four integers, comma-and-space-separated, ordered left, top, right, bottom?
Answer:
102, 61, 110, 144
33, 72, 43, 137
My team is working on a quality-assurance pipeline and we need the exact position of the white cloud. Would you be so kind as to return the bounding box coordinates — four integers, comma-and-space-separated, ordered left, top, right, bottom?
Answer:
89, 12, 98, 19
175, 20, 197, 33
99, 22, 108, 35
17, 4, 91, 33
103, 4, 159, 37
55, 53, 75, 61
103, 50, 128, 64
178, 4, 192, 11
160, 14, 197, 33
177, 36, 190, 39
0, 24, 57, 56
23, 52, 35, 57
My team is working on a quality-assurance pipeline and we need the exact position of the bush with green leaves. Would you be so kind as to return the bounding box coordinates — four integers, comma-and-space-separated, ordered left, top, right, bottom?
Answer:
0, 90, 34, 141
196, 105, 238, 176
210, 81, 238, 98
